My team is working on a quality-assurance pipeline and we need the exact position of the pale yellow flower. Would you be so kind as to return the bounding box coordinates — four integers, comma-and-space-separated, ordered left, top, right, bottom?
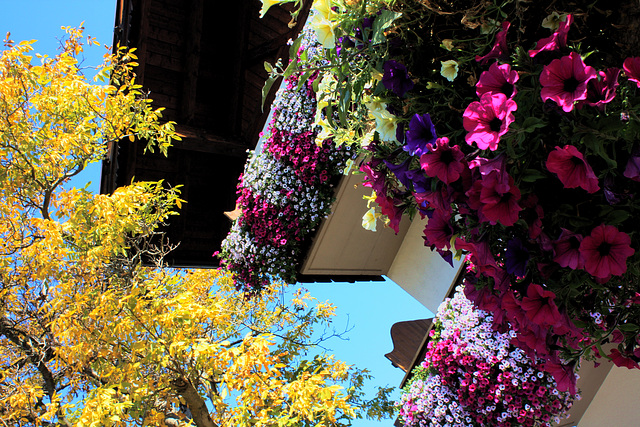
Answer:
259, 0, 291, 18
542, 12, 562, 31
441, 39, 455, 51
440, 60, 459, 82
372, 109, 397, 142
362, 207, 378, 232
312, 0, 336, 20
311, 14, 338, 49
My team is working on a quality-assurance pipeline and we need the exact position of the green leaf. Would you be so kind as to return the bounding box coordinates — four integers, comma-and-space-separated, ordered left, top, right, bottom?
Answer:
261, 76, 277, 112
371, 10, 402, 45
263, 61, 273, 73
520, 169, 547, 182
604, 209, 630, 225
617, 323, 638, 332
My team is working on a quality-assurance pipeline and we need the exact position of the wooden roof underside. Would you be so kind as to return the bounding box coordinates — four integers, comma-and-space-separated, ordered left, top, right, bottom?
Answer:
101, 0, 311, 267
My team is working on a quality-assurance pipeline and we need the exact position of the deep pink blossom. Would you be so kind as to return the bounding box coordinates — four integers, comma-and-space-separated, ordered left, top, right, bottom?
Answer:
546, 145, 600, 193
521, 284, 562, 328
609, 348, 640, 369
540, 52, 596, 112
464, 93, 517, 151
553, 228, 585, 270
423, 209, 453, 249
579, 224, 635, 278
476, 62, 519, 98
479, 171, 522, 226
623, 57, 640, 87
529, 14, 573, 57
419, 137, 465, 184
580, 68, 620, 109
476, 21, 510, 64
542, 361, 577, 395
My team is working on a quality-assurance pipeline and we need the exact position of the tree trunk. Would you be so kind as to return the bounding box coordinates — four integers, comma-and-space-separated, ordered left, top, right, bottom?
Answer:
171, 377, 218, 427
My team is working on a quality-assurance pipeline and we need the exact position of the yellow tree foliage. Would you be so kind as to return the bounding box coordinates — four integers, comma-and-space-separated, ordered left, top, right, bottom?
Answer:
0, 29, 392, 427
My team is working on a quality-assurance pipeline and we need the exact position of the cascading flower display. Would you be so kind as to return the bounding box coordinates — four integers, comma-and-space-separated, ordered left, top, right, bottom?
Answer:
219, 31, 354, 292
397, 287, 574, 427
265, 0, 640, 399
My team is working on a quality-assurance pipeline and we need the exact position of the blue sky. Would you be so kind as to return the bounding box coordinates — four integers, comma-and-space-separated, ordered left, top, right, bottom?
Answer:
0, 2, 433, 425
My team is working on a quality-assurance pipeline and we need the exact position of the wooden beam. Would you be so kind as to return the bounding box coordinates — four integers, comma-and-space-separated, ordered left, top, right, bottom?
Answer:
179, 0, 204, 125
134, 0, 151, 87
173, 125, 249, 157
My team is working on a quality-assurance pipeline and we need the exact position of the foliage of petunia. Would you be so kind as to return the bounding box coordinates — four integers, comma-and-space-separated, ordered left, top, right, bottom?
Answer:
397, 287, 575, 427
265, 0, 640, 393
219, 32, 354, 292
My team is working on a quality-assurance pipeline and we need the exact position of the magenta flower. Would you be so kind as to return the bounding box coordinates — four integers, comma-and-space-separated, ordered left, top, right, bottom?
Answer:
623, 57, 640, 88
546, 145, 599, 193
422, 209, 453, 249
475, 21, 510, 65
581, 68, 620, 109
521, 284, 562, 328
463, 93, 517, 151
579, 224, 635, 278
540, 52, 596, 112
552, 228, 585, 270
476, 62, 519, 99
479, 171, 522, 226
419, 137, 465, 184
529, 14, 573, 57
609, 348, 639, 369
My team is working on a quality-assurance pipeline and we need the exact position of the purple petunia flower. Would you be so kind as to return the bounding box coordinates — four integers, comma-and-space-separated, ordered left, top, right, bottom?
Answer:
463, 93, 517, 151
405, 112, 438, 156
540, 52, 596, 112
580, 224, 635, 279
505, 237, 530, 277
382, 60, 415, 97
624, 144, 640, 181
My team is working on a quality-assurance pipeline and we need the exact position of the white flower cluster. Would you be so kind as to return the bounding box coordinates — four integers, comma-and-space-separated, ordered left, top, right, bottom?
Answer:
399, 374, 472, 427
437, 288, 517, 362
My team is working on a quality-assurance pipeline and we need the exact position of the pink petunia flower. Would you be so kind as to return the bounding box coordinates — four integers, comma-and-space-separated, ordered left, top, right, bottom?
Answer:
623, 57, 640, 88
540, 52, 596, 112
479, 171, 522, 227
546, 145, 600, 193
476, 21, 510, 65
463, 93, 517, 151
529, 14, 573, 57
476, 62, 519, 98
553, 228, 585, 270
419, 136, 465, 184
579, 224, 635, 278
521, 284, 562, 328
422, 208, 453, 249
609, 348, 640, 369
580, 68, 620, 110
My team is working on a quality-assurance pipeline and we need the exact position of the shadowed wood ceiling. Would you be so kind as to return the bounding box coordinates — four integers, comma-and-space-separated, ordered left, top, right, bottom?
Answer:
101, 0, 310, 267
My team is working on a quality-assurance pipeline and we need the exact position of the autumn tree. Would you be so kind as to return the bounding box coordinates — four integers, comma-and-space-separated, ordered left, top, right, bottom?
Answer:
0, 29, 392, 426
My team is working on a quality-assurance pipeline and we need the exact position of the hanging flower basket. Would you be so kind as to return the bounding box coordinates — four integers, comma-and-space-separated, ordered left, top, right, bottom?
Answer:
397, 286, 575, 427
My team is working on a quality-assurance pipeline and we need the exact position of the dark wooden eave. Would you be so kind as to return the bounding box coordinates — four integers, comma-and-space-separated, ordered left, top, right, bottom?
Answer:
101, 0, 311, 267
